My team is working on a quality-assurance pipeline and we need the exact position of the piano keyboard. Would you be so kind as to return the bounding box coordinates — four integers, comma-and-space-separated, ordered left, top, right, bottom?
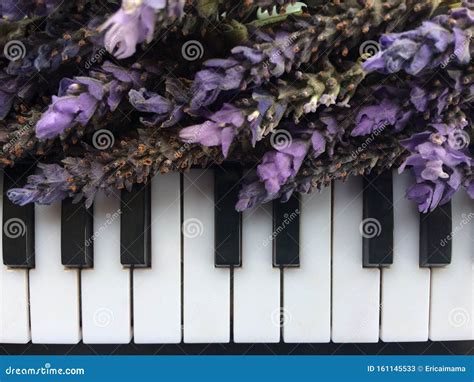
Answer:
0, 167, 472, 345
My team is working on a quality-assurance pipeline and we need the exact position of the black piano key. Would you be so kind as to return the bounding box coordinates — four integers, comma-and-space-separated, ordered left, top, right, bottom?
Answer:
362, 171, 394, 267
214, 167, 242, 267
61, 199, 93, 268
273, 194, 300, 267
419, 201, 452, 267
2, 166, 35, 268
120, 183, 151, 267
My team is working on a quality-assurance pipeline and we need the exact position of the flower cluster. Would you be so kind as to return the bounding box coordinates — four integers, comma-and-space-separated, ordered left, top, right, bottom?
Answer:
0, 0, 62, 21
0, 0, 471, 214
400, 129, 471, 212
35, 61, 151, 139
99, 0, 186, 59
364, 6, 474, 75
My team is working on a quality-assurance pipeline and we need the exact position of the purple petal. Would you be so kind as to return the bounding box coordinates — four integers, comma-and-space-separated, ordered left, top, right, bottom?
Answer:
210, 104, 245, 127
36, 108, 75, 139
231, 46, 264, 64
128, 89, 172, 114
107, 80, 124, 111
76, 77, 105, 100
311, 130, 326, 158
406, 183, 433, 213
220, 126, 236, 158
453, 27, 471, 64
408, 44, 432, 75
400, 132, 432, 151
410, 87, 428, 112
204, 58, 240, 69
179, 121, 221, 147
420, 160, 449, 181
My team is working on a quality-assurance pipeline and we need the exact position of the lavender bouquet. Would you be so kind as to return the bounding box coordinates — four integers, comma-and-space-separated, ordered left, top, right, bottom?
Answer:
0, 0, 471, 213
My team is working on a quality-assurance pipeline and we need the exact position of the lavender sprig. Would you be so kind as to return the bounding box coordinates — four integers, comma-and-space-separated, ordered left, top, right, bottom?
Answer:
364, 3, 474, 74
236, 61, 473, 212
179, 59, 365, 156
188, 0, 438, 110
4, 0, 473, 214
99, 0, 185, 59
0, 2, 108, 119
34, 61, 154, 139
6, 129, 233, 207
0, 0, 63, 21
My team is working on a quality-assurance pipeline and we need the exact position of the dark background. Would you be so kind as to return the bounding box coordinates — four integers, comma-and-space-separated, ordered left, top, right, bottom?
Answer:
1, 341, 473, 356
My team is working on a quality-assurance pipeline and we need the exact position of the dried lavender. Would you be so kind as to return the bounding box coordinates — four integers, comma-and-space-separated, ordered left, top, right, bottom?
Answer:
4, 0, 473, 214
34, 60, 158, 139
0, 1, 108, 119
99, 0, 188, 59
235, 55, 473, 211
360, 2, 474, 211
7, 129, 235, 207
0, 0, 63, 21
179, 59, 366, 154
187, 0, 438, 110
364, 4, 474, 75
0, 107, 54, 166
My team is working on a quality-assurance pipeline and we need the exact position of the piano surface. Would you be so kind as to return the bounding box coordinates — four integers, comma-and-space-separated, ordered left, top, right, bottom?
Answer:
0, 168, 472, 353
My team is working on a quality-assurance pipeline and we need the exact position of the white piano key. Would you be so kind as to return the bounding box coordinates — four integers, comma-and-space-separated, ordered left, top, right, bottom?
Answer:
283, 188, 331, 343
332, 177, 380, 343
29, 204, 80, 343
133, 173, 181, 344
380, 171, 430, 342
233, 204, 280, 343
183, 169, 230, 343
0, 174, 30, 344
430, 190, 473, 341
81, 192, 131, 344
0, 266, 30, 343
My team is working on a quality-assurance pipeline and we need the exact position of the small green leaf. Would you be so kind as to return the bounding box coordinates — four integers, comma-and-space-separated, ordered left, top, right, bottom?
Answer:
196, 0, 220, 18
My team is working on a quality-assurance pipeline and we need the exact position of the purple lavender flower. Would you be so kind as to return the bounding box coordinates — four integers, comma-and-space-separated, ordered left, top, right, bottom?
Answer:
7, 164, 70, 206
256, 139, 309, 195
247, 90, 287, 145
129, 88, 175, 126
364, 6, 473, 75
0, 0, 62, 21
311, 130, 326, 158
36, 93, 98, 139
179, 104, 245, 157
405, 182, 445, 213
189, 30, 301, 110
235, 138, 310, 212
99, 0, 161, 59
235, 175, 273, 211
399, 129, 471, 212
128, 77, 187, 127
99, 0, 185, 59
352, 98, 409, 136
36, 61, 146, 139
190, 60, 246, 110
